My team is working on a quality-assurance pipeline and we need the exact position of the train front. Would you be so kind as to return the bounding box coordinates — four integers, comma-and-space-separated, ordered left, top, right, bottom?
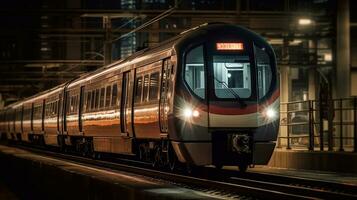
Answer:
170, 24, 279, 171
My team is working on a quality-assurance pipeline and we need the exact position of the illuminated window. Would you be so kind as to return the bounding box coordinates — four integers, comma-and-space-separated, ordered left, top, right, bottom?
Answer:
143, 75, 149, 102
149, 72, 159, 100
213, 55, 251, 99
100, 88, 105, 108
135, 76, 143, 103
111, 84, 118, 107
105, 86, 111, 107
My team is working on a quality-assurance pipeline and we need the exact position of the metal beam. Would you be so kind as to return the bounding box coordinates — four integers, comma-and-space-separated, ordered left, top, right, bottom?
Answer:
0, 78, 74, 81
0, 71, 86, 75
0, 60, 103, 66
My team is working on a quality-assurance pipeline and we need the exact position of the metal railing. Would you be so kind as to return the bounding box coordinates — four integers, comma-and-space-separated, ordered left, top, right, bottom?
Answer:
278, 98, 357, 152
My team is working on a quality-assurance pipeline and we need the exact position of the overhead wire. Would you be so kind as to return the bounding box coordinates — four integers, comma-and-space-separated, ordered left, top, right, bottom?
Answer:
60, 2, 179, 73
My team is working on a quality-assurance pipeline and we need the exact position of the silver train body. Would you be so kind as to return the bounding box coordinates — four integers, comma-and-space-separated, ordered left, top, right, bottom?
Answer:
0, 24, 279, 168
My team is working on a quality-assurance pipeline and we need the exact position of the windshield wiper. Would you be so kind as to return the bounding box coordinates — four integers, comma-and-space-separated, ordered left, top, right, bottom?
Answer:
214, 77, 247, 108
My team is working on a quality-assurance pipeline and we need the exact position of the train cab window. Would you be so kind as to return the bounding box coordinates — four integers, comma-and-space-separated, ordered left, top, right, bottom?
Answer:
111, 84, 118, 107
149, 72, 159, 101
135, 76, 143, 103
100, 88, 105, 108
213, 55, 252, 99
184, 45, 205, 99
143, 75, 149, 102
255, 44, 273, 99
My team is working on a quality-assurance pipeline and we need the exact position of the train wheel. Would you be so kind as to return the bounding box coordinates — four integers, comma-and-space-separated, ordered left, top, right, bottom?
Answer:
152, 146, 164, 168
168, 146, 177, 171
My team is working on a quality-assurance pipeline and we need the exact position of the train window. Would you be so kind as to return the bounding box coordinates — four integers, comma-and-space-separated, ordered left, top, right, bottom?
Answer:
255, 44, 272, 99
149, 72, 159, 100
135, 76, 143, 103
105, 85, 111, 107
74, 96, 77, 112
143, 75, 149, 102
86, 92, 91, 111
75, 95, 78, 112
184, 45, 205, 99
111, 84, 118, 107
54, 101, 58, 115
95, 89, 99, 109
91, 91, 95, 110
213, 55, 252, 99
70, 97, 74, 113
100, 88, 105, 108
66, 93, 70, 114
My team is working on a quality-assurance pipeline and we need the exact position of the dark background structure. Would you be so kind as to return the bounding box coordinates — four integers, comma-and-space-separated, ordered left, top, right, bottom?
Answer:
0, 0, 356, 107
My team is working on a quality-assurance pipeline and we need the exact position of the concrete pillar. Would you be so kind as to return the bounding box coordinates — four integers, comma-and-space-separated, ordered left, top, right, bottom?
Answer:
279, 66, 291, 148
335, 0, 352, 150
308, 68, 316, 100
335, 0, 350, 98
308, 39, 317, 100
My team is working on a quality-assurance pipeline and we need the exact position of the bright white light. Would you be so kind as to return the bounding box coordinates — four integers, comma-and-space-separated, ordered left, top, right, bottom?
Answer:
227, 73, 232, 78
192, 110, 200, 117
265, 108, 277, 119
324, 53, 332, 61
183, 108, 193, 118
183, 107, 199, 118
299, 18, 312, 25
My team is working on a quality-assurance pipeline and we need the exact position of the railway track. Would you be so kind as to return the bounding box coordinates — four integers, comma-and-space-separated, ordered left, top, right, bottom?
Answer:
6, 143, 357, 200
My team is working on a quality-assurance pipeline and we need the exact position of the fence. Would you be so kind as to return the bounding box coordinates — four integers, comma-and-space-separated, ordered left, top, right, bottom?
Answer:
278, 98, 357, 152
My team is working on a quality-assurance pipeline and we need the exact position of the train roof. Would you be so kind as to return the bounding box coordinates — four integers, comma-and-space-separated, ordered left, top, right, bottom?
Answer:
1, 23, 267, 110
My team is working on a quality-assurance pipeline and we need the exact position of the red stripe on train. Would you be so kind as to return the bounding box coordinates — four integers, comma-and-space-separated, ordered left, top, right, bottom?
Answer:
209, 89, 280, 115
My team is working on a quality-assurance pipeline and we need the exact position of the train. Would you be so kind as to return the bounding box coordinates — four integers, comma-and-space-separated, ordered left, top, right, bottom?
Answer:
0, 23, 279, 172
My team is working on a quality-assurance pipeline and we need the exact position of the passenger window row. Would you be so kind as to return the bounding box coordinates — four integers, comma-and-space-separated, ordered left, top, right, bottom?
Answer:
23, 108, 32, 120
135, 71, 160, 103
33, 105, 43, 119
45, 101, 58, 117
86, 83, 118, 112
68, 95, 79, 114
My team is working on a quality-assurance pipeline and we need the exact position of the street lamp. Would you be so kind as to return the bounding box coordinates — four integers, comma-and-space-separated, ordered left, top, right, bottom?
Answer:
298, 18, 312, 26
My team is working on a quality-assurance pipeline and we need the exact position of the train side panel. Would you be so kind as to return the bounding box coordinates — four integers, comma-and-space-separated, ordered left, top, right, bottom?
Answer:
44, 93, 61, 146
22, 103, 33, 142
14, 105, 23, 140
133, 61, 162, 139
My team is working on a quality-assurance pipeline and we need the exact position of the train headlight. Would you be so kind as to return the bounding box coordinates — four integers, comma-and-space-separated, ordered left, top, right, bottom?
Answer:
263, 107, 277, 120
183, 107, 200, 118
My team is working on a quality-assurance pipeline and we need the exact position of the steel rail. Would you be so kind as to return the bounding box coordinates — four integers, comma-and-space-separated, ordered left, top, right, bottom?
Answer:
11, 144, 315, 200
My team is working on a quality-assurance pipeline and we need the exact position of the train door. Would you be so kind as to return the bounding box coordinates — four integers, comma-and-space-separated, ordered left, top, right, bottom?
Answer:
57, 93, 62, 134
20, 105, 24, 134
78, 86, 85, 133
159, 58, 172, 133
41, 99, 45, 133
30, 103, 34, 133
63, 90, 69, 134
120, 70, 134, 137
